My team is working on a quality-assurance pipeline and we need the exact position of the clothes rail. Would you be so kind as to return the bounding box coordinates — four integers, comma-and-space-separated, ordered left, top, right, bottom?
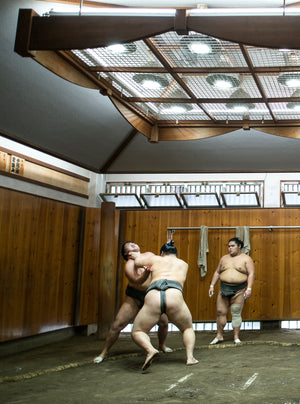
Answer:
167, 225, 300, 239
168, 226, 300, 230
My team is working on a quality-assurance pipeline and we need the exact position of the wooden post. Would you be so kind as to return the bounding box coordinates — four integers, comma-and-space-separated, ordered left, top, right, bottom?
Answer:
97, 202, 116, 339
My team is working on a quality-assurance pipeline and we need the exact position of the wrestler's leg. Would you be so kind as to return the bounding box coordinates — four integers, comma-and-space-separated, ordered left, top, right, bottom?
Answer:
157, 313, 172, 352
166, 294, 198, 366
132, 292, 161, 370
94, 296, 139, 363
215, 293, 230, 342
230, 289, 245, 342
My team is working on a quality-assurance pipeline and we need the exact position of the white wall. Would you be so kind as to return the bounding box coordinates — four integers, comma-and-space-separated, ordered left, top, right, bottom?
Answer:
0, 135, 102, 207
2, 135, 300, 208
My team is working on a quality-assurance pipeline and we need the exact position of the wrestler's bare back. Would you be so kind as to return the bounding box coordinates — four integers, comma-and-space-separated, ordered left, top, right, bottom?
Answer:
132, 252, 188, 287
218, 253, 251, 284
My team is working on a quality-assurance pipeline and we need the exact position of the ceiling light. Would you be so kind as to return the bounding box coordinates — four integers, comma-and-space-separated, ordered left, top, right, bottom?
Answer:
226, 89, 255, 112
107, 43, 137, 54
132, 74, 169, 89
206, 73, 240, 89
161, 104, 193, 114
287, 89, 300, 111
278, 72, 300, 88
180, 34, 222, 55
287, 103, 300, 111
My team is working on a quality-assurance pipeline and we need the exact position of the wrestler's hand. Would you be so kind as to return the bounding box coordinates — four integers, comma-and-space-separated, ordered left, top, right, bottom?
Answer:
128, 251, 139, 259
209, 285, 214, 298
244, 288, 252, 299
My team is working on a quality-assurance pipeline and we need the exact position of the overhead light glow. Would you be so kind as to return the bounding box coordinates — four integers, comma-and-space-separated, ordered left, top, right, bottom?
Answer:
278, 72, 300, 88
206, 73, 240, 89
287, 89, 300, 111
288, 104, 300, 111
107, 43, 136, 54
132, 74, 169, 89
143, 80, 162, 90
163, 106, 186, 113
181, 34, 222, 57
286, 79, 300, 88
161, 103, 193, 114
231, 105, 249, 113
215, 79, 233, 89
226, 89, 255, 112
189, 43, 211, 54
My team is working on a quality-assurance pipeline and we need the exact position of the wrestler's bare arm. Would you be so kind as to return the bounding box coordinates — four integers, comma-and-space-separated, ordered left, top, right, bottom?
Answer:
208, 258, 223, 297
211, 258, 223, 283
124, 258, 150, 284
244, 256, 255, 298
128, 251, 156, 268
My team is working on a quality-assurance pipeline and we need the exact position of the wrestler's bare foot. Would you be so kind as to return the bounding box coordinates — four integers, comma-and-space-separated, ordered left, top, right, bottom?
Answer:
186, 357, 199, 366
93, 355, 104, 364
159, 345, 173, 353
142, 349, 159, 371
210, 336, 224, 345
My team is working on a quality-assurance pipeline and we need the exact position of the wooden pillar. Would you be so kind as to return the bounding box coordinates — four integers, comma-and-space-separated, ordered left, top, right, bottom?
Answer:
97, 202, 116, 339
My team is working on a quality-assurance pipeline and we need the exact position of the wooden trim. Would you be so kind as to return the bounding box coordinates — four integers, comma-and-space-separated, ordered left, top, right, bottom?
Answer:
0, 171, 89, 199
33, 50, 99, 90
0, 146, 89, 182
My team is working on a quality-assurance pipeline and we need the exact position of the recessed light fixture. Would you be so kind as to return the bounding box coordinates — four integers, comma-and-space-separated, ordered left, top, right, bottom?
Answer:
107, 43, 137, 54
226, 89, 255, 112
180, 34, 222, 55
206, 73, 240, 89
161, 104, 193, 114
287, 89, 300, 111
132, 74, 169, 89
278, 72, 300, 88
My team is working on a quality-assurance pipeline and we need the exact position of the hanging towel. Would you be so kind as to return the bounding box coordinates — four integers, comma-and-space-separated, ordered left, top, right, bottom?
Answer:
197, 225, 209, 277
236, 226, 251, 255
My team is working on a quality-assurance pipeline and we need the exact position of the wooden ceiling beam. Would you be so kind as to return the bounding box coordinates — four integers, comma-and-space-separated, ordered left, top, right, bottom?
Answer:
143, 37, 217, 122
88, 66, 300, 74
239, 44, 277, 122
15, 9, 300, 55
188, 15, 300, 50
126, 97, 300, 104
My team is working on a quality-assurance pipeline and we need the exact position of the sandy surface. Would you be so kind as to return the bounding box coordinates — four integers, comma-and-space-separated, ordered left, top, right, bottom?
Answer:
0, 329, 299, 403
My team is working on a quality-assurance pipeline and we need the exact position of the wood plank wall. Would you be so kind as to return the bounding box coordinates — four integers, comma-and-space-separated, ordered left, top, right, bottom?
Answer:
121, 209, 300, 322
1, 186, 300, 344
0, 187, 83, 342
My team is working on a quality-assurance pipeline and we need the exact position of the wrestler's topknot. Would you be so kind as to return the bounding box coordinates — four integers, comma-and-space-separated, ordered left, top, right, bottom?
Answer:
160, 240, 177, 256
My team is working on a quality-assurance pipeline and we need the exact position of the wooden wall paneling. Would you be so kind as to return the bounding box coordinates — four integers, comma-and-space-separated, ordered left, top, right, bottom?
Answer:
97, 202, 117, 339
78, 207, 102, 325
0, 189, 28, 340
59, 204, 83, 325
0, 188, 82, 342
120, 208, 300, 324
